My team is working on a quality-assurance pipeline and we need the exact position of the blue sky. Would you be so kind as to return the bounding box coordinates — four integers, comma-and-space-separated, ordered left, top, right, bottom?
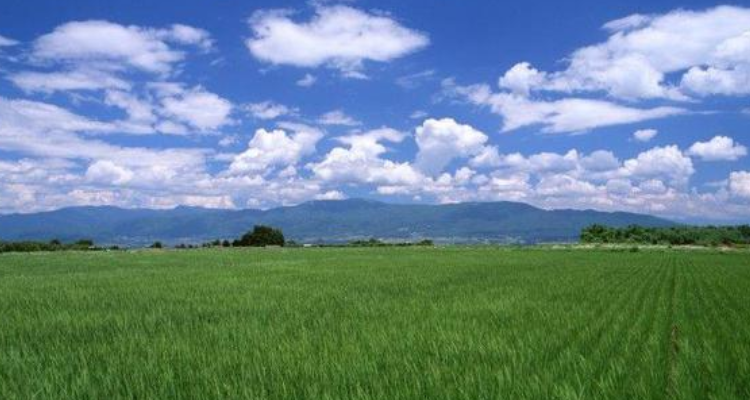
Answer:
0, 0, 749, 222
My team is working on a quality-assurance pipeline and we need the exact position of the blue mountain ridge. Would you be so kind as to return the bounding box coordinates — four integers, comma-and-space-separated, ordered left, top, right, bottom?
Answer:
0, 199, 675, 245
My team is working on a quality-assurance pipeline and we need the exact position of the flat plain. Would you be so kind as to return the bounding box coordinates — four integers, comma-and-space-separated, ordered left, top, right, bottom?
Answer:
1, 247, 749, 399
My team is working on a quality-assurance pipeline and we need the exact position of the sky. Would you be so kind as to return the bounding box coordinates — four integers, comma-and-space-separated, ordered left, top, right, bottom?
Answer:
0, 0, 748, 222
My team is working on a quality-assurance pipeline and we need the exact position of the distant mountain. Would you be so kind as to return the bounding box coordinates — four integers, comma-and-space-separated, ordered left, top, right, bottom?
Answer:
0, 199, 675, 246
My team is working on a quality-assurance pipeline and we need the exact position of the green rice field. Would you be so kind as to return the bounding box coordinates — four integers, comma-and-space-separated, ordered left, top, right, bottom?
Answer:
1, 247, 749, 399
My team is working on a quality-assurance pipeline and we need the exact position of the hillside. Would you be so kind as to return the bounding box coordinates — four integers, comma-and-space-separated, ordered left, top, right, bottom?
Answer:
0, 199, 675, 245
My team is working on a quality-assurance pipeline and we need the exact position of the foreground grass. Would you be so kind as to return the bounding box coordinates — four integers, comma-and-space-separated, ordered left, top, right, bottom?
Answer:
1, 247, 749, 399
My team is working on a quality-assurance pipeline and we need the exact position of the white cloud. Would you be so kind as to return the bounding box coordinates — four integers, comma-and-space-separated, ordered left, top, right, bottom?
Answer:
86, 160, 134, 185
498, 62, 547, 96
9, 69, 131, 93
526, 150, 580, 173
0, 96, 208, 169
160, 87, 232, 131
729, 171, 750, 198
444, 3, 750, 136
310, 128, 422, 187
245, 101, 296, 120
509, 6, 750, 100
414, 118, 488, 175
105, 90, 156, 126
396, 69, 435, 89
469, 146, 504, 168
621, 145, 694, 186
0, 34, 18, 47
297, 73, 317, 87
602, 14, 652, 32
0, 97, 114, 135
681, 65, 750, 96
164, 24, 213, 51
536, 174, 598, 197
472, 148, 589, 175
7, 21, 228, 137
639, 179, 668, 195
441, 8, 750, 134
478, 173, 531, 201
31, 20, 211, 74
633, 129, 658, 142
446, 81, 685, 133
315, 190, 346, 200
581, 150, 620, 172
228, 124, 323, 175
1, 96, 748, 219
218, 135, 238, 148
246, 5, 429, 76
687, 135, 747, 161
317, 110, 361, 126
410, 110, 428, 120
0, 96, 359, 212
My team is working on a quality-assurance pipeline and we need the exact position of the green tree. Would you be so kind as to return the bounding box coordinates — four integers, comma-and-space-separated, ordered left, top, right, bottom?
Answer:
237, 225, 285, 247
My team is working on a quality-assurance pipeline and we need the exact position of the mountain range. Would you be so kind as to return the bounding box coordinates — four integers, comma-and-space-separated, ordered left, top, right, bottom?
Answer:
0, 199, 675, 246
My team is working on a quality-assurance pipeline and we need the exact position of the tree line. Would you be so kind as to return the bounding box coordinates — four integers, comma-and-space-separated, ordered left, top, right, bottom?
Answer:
162, 227, 435, 249
157, 225, 287, 250
0, 239, 103, 253
581, 224, 750, 246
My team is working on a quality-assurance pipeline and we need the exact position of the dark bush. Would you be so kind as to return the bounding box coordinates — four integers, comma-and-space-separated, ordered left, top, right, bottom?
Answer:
236, 225, 285, 247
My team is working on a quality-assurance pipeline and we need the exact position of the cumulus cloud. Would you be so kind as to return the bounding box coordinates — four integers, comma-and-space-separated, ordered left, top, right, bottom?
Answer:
581, 150, 620, 172
498, 62, 547, 96
0, 96, 230, 211
159, 86, 232, 131
440, 8, 750, 134
687, 136, 747, 161
414, 118, 488, 175
729, 171, 750, 198
246, 5, 429, 77
0, 96, 346, 212
86, 160, 134, 185
633, 129, 658, 142
682, 65, 750, 96
536, 174, 598, 198
1, 96, 748, 219
444, 6, 750, 138
310, 128, 422, 187
228, 124, 323, 175
505, 6, 750, 100
315, 190, 346, 200
621, 145, 694, 186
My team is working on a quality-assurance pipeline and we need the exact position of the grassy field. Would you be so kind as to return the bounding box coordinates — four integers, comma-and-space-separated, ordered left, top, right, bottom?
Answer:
1, 247, 749, 399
